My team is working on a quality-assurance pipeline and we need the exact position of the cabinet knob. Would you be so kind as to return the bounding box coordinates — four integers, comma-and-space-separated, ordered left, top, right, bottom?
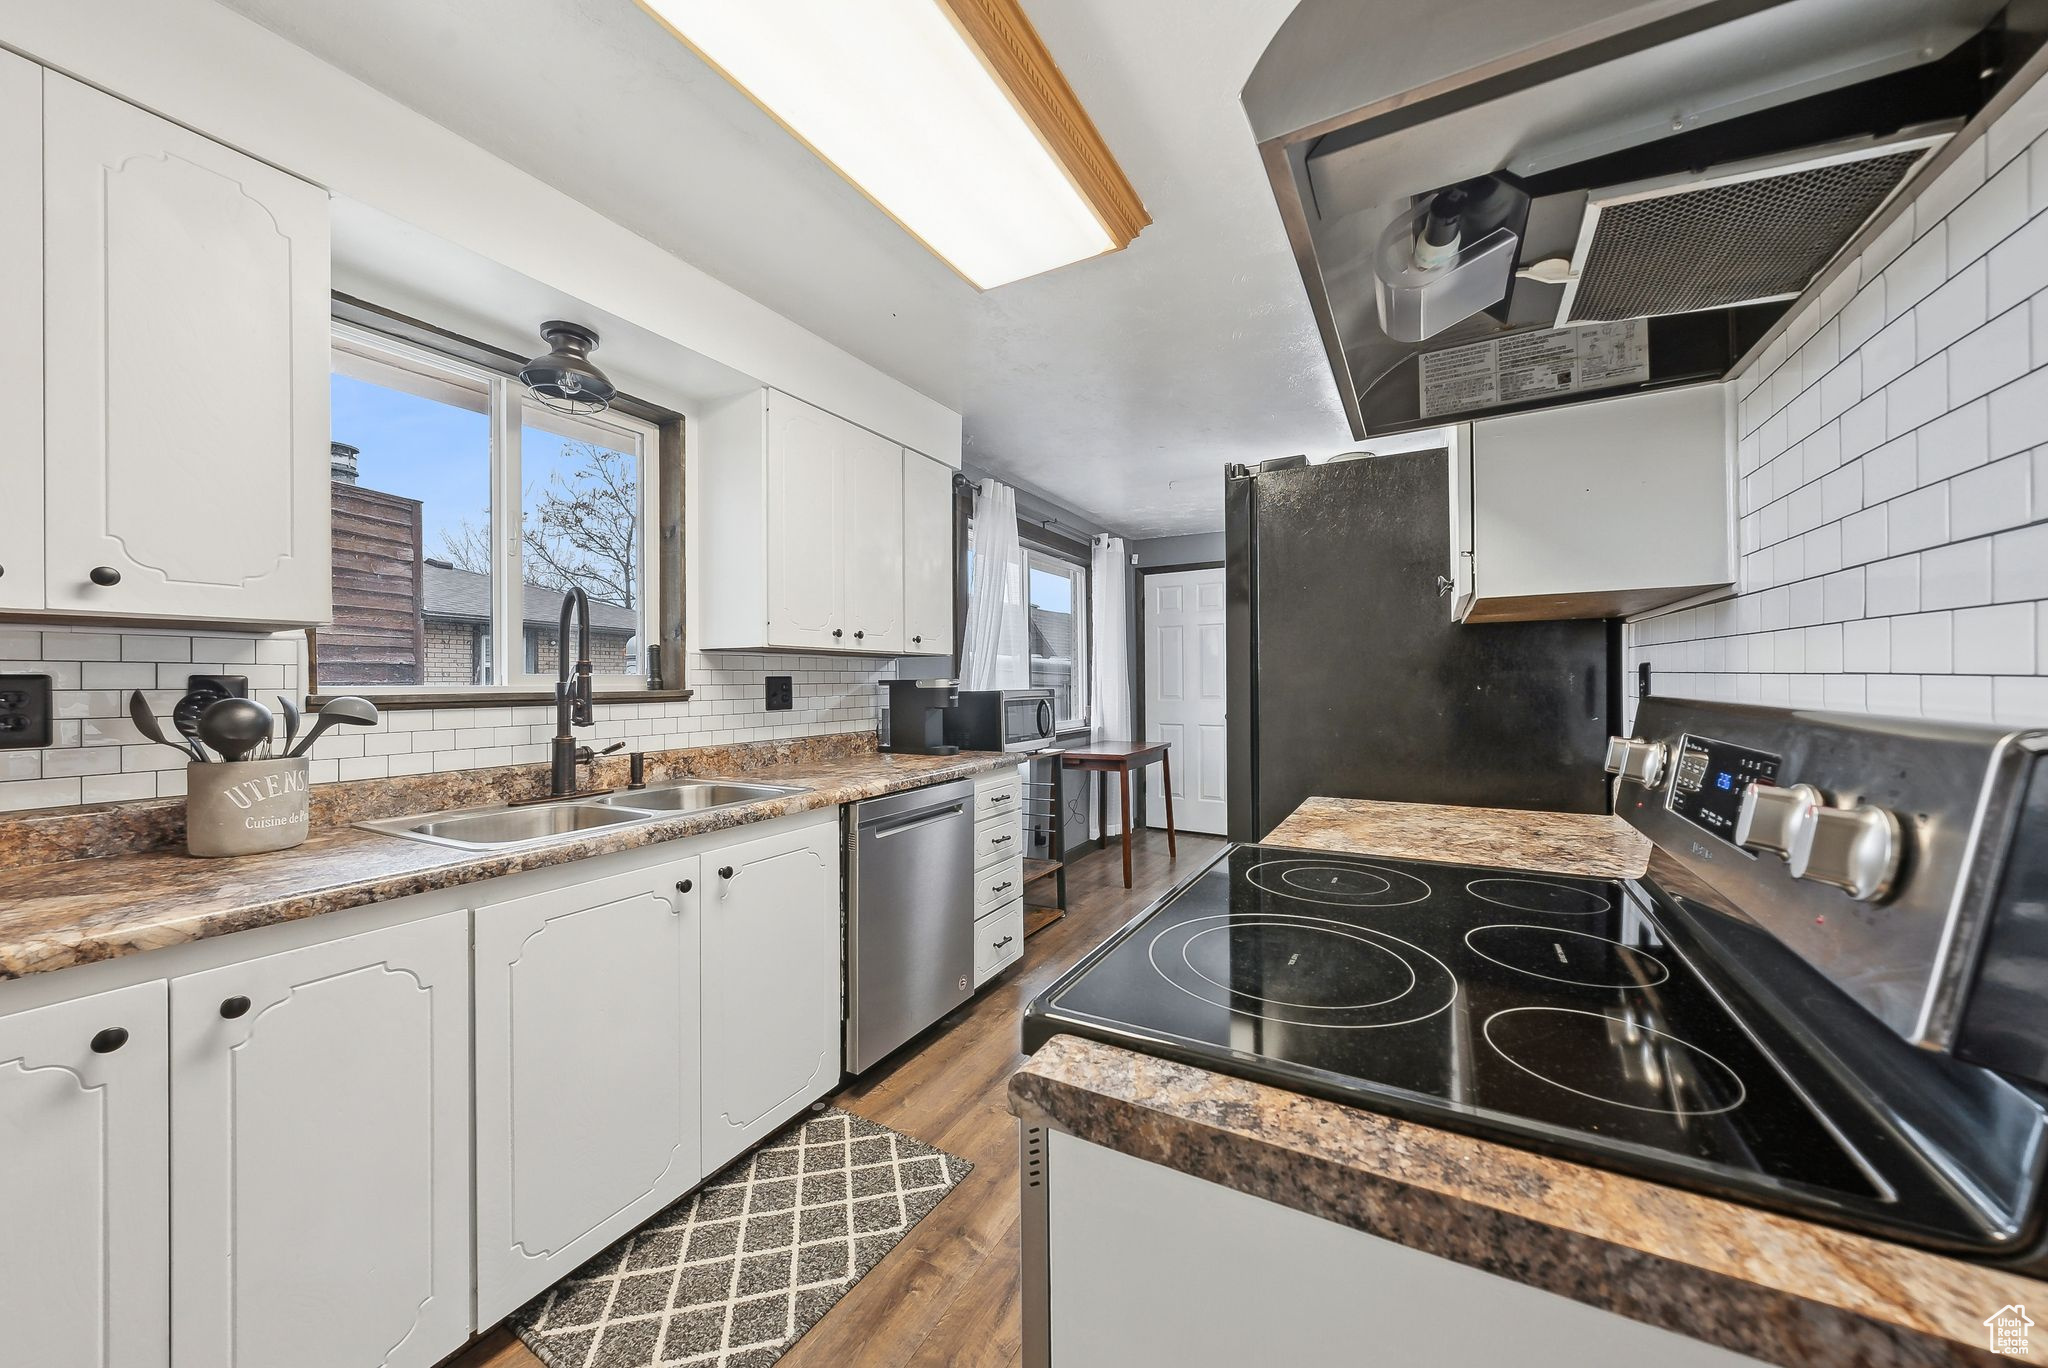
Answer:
831, 629, 844, 639
89, 566, 122, 587
675, 878, 693, 893
219, 995, 251, 1020
90, 1027, 129, 1054
911, 635, 921, 645
853, 630, 865, 640
718, 865, 735, 879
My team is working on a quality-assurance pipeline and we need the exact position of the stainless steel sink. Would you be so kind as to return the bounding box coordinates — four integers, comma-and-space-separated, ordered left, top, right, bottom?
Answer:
593, 781, 806, 813
359, 800, 650, 851
357, 780, 809, 852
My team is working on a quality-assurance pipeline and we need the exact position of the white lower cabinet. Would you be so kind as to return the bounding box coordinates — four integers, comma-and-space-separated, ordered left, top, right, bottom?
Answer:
0, 981, 169, 1368
474, 858, 704, 1325
701, 815, 844, 1174
169, 912, 471, 1368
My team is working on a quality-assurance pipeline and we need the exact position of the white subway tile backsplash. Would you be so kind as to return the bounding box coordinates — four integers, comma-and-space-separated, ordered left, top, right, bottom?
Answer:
1921, 538, 1994, 610
1916, 398, 1989, 484
1994, 521, 2048, 601
1923, 674, 1995, 721
1841, 505, 1890, 565
1947, 305, 2032, 406
1887, 484, 1949, 553
1864, 435, 1919, 504
1988, 211, 2048, 314
1887, 356, 1950, 436
1841, 392, 1888, 458
1861, 314, 1918, 392
1842, 618, 1890, 672
1955, 603, 2036, 674
1891, 612, 1954, 672
1840, 278, 1887, 354
1951, 454, 2032, 539
1916, 260, 1986, 359
1949, 157, 2029, 268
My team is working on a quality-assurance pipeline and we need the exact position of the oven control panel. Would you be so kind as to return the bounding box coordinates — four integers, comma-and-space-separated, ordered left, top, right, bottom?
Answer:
1667, 734, 1781, 843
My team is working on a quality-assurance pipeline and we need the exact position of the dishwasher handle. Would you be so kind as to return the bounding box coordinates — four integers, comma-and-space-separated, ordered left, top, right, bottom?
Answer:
867, 802, 966, 839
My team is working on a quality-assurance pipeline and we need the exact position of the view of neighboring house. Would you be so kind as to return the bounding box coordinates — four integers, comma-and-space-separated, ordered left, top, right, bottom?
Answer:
325, 444, 636, 686
1028, 601, 1076, 722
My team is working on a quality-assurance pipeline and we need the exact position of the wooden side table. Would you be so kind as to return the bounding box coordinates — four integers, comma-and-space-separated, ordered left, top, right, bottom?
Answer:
1060, 739, 1176, 888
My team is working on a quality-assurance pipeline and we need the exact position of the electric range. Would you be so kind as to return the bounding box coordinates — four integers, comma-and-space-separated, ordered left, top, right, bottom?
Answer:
1024, 699, 2048, 1268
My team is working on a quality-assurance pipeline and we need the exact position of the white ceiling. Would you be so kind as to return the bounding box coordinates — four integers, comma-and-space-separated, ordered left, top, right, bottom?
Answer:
215, 0, 1367, 537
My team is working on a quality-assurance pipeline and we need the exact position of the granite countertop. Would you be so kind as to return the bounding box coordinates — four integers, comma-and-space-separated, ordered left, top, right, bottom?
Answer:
1265, 796, 1652, 879
0, 744, 1017, 981
1012, 1035, 2044, 1368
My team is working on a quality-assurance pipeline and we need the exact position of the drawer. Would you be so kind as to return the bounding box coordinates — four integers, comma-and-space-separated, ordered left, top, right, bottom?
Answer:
974, 775, 1021, 820
974, 899, 1025, 984
975, 816, 1021, 868
976, 858, 1023, 914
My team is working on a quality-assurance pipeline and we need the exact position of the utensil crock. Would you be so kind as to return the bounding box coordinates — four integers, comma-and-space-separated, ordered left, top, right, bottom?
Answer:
185, 756, 311, 857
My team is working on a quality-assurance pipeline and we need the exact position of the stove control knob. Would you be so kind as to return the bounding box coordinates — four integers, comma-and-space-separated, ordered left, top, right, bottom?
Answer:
1789, 802, 1901, 901
1603, 736, 1667, 787
1733, 782, 1821, 860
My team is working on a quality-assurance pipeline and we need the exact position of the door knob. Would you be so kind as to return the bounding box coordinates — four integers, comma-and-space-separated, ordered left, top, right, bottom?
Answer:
219, 995, 251, 1019
90, 1027, 129, 1054
89, 566, 122, 586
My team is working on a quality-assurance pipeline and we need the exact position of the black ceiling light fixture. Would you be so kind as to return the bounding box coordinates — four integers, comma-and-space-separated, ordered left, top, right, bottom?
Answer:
519, 321, 616, 416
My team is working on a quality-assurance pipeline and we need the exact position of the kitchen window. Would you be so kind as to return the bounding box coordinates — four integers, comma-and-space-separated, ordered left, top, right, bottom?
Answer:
317, 322, 667, 698
1025, 546, 1089, 729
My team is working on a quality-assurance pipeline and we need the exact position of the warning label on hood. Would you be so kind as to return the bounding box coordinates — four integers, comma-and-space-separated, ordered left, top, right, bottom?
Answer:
1419, 320, 1649, 419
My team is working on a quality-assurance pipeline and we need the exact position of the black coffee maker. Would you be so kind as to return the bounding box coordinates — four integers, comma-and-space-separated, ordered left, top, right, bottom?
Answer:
881, 678, 960, 755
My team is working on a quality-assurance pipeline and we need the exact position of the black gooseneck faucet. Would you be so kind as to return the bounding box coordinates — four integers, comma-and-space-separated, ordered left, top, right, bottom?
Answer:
550, 586, 594, 796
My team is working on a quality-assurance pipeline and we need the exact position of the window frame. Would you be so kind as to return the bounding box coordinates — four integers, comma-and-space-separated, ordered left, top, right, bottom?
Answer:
1022, 539, 1091, 732
311, 317, 683, 706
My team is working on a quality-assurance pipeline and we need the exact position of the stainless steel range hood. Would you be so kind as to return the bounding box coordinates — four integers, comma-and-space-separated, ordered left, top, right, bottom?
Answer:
1246, 0, 2014, 438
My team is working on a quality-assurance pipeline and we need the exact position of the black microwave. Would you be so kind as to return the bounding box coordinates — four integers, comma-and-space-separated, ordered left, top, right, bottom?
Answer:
943, 689, 1057, 752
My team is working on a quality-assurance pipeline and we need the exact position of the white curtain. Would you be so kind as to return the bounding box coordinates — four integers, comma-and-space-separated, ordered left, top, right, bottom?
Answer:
1090, 533, 1133, 834
961, 479, 1030, 690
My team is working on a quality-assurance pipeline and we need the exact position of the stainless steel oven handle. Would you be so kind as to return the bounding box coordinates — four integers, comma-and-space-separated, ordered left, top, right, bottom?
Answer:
871, 803, 966, 838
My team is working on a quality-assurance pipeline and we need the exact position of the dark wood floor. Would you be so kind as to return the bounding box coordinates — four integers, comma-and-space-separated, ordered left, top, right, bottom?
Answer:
446, 827, 1223, 1368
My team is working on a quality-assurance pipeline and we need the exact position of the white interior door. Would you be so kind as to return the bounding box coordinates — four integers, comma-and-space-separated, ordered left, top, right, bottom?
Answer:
1144, 568, 1227, 835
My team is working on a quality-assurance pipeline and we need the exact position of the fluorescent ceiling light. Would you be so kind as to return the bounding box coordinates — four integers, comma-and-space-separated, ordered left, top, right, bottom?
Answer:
639, 0, 1147, 289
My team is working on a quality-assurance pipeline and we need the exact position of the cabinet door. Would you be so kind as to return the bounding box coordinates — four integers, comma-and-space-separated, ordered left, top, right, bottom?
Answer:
170, 912, 470, 1368
701, 817, 842, 1173
42, 75, 331, 625
0, 51, 42, 612
765, 394, 845, 649
902, 452, 956, 656
0, 981, 169, 1368
473, 860, 703, 1325
840, 428, 904, 652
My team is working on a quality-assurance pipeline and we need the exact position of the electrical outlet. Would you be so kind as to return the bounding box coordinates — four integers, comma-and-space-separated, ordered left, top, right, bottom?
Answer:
765, 675, 794, 711
0, 673, 52, 748
187, 674, 249, 700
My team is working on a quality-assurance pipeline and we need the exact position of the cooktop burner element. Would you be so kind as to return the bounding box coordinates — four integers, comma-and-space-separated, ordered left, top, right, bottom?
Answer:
1149, 914, 1457, 1028
1463, 924, 1670, 988
1028, 843, 1886, 1211
1481, 1006, 1744, 1115
1466, 876, 1614, 916
1242, 857, 1433, 907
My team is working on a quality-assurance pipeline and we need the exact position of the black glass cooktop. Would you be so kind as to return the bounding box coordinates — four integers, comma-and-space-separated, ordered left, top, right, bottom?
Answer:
1024, 844, 1886, 1205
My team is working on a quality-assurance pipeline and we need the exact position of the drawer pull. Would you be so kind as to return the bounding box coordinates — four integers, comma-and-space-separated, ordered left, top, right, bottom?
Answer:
992, 834, 1012, 846
90, 1027, 129, 1054
993, 935, 1014, 949
219, 996, 251, 1020
992, 881, 1013, 894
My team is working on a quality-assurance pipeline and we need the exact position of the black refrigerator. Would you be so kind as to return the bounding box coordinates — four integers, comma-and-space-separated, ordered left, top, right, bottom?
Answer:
1225, 449, 1616, 842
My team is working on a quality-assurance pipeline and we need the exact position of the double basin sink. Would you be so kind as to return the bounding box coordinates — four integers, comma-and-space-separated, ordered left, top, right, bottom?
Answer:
359, 781, 809, 852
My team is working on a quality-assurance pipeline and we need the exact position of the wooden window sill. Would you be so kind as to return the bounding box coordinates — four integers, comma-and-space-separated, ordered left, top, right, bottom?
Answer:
305, 688, 694, 711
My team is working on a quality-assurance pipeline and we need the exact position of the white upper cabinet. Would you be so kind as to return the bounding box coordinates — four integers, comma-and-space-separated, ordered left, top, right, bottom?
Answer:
0, 52, 43, 615
473, 858, 704, 1327
700, 388, 953, 655
842, 424, 905, 652
37, 73, 331, 627
700, 814, 842, 1174
902, 452, 956, 656
1456, 384, 1735, 623
0, 981, 170, 1368
169, 913, 471, 1368
766, 394, 849, 649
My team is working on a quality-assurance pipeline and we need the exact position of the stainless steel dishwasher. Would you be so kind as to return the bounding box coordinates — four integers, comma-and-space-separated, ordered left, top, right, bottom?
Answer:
845, 776, 977, 1073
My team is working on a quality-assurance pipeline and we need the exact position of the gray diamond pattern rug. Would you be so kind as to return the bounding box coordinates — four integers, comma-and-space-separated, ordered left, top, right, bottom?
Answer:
511, 1108, 972, 1368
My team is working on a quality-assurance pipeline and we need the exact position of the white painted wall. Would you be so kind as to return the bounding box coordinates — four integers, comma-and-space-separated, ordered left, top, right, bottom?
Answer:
0, 0, 961, 462
1626, 74, 2048, 732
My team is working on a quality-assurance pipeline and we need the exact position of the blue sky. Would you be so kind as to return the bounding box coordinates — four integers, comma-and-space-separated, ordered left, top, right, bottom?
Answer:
331, 374, 624, 565
1029, 564, 1073, 613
